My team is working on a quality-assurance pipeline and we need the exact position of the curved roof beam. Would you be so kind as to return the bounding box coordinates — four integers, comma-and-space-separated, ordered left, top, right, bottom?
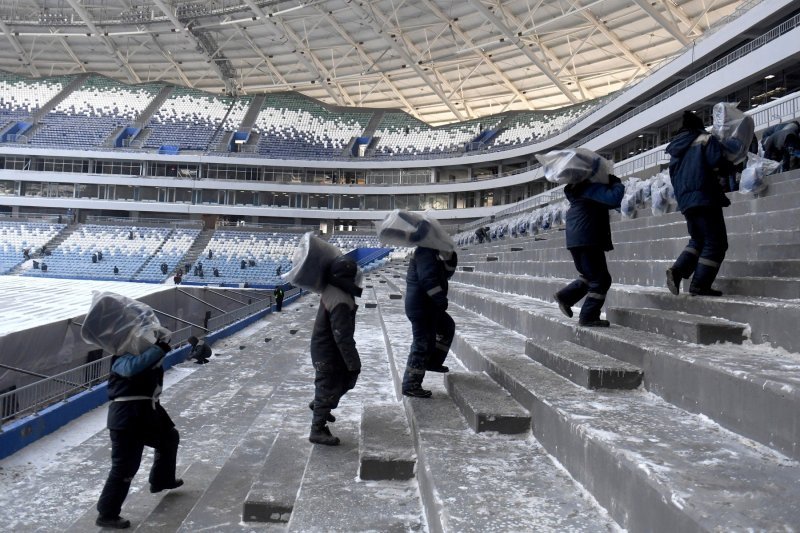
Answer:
273, 18, 355, 106
240, 0, 347, 106
150, 0, 237, 94
314, 7, 419, 117
631, 0, 691, 46
64, 0, 140, 83
466, 0, 578, 104
0, 20, 40, 77
147, 33, 194, 88
581, 9, 646, 71
347, 1, 466, 121
419, 0, 534, 110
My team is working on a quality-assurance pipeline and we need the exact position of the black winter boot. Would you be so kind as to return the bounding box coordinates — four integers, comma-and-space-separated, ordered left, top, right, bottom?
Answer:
402, 367, 432, 398
309, 424, 340, 446
578, 318, 611, 327
95, 515, 131, 529
553, 292, 574, 318
150, 478, 183, 493
665, 268, 681, 296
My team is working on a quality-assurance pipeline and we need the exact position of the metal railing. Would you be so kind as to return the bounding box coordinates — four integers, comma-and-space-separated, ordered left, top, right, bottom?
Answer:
0, 288, 294, 428
573, 12, 800, 148
86, 216, 204, 228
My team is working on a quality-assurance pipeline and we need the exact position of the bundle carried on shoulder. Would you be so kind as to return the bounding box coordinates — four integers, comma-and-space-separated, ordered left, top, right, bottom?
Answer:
536, 148, 613, 185
377, 209, 455, 252
711, 102, 754, 164
282, 231, 342, 293
81, 292, 171, 356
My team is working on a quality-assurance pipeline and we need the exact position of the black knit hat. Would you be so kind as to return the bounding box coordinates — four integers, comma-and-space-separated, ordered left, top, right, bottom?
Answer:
681, 110, 705, 132
327, 256, 362, 297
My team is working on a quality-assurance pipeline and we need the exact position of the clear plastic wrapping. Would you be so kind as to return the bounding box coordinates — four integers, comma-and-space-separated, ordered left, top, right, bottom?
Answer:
536, 148, 613, 185
711, 102, 754, 164
81, 292, 171, 355
377, 209, 455, 252
739, 152, 780, 194
282, 232, 342, 293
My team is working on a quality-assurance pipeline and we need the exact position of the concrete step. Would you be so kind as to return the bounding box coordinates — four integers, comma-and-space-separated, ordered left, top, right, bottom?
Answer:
448, 304, 800, 533
358, 403, 415, 480
451, 269, 800, 353
135, 462, 217, 532
448, 282, 800, 460
372, 283, 621, 532
526, 338, 642, 389
466, 256, 800, 286
758, 243, 800, 260
606, 307, 747, 345
286, 421, 424, 532
444, 372, 530, 434
715, 275, 800, 300
243, 431, 311, 523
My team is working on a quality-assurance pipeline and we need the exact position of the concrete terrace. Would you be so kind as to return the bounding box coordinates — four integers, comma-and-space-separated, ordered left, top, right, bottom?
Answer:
2, 169, 800, 532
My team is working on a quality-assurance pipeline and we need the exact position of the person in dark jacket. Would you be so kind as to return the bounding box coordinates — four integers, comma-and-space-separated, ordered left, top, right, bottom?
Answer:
308, 256, 362, 446
402, 247, 458, 397
274, 285, 285, 312
665, 110, 737, 297
95, 340, 183, 529
186, 336, 212, 364
763, 124, 799, 172
554, 175, 625, 327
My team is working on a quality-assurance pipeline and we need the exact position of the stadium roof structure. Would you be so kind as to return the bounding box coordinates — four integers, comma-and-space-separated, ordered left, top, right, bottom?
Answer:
0, 0, 749, 125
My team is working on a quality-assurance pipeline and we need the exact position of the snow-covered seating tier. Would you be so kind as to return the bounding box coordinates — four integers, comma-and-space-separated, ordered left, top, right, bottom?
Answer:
20, 224, 170, 281
144, 88, 240, 151
490, 100, 600, 148
27, 76, 162, 148
327, 235, 383, 251
182, 231, 302, 286
373, 114, 504, 157
133, 227, 201, 282
0, 220, 65, 274
253, 93, 371, 159
0, 73, 70, 126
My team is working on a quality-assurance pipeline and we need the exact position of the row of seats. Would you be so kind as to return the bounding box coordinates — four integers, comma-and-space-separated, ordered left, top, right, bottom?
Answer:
182, 231, 301, 285
0, 220, 65, 273
1, 72, 602, 156
0, 72, 70, 125
28, 76, 162, 148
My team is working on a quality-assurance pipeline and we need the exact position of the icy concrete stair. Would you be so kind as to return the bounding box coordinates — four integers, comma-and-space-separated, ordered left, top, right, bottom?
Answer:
444, 372, 530, 434
526, 338, 642, 389
373, 284, 621, 532
606, 307, 747, 345
242, 429, 311, 523
359, 404, 415, 480
715, 275, 800, 299
448, 303, 800, 533
286, 421, 424, 532
758, 243, 800, 260
448, 282, 800, 460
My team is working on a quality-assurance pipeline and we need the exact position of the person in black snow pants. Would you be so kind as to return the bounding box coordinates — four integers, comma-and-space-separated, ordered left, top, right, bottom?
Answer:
186, 336, 212, 364
95, 340, 183, 529
553, 174, 624, 327
665, 110, 740, 297
402, 246, 458, 397
308, 256, 363, 445
273, 285, 285, 312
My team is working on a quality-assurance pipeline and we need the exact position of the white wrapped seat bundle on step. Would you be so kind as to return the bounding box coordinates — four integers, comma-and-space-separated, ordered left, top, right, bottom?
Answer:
81, 291, 171, 355
377, 209, 455, 252
536, 148, 612, 185
739, 152, 780, 194
711, 102, 754, 164
282, 232, 342, 293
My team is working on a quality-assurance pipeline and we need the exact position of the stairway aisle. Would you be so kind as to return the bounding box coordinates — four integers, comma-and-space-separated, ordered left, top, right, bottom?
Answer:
370, 276, 622, 533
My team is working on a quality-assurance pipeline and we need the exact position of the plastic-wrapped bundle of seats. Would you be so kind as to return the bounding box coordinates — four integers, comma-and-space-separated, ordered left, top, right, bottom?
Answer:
81, 291, 171, 356
282, 231, 346, 293
620, 171, 676, 219
537, 147, 613, 185
739, 152, 781, 194
377, 209, 455, 253
711, 102, 754, 164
